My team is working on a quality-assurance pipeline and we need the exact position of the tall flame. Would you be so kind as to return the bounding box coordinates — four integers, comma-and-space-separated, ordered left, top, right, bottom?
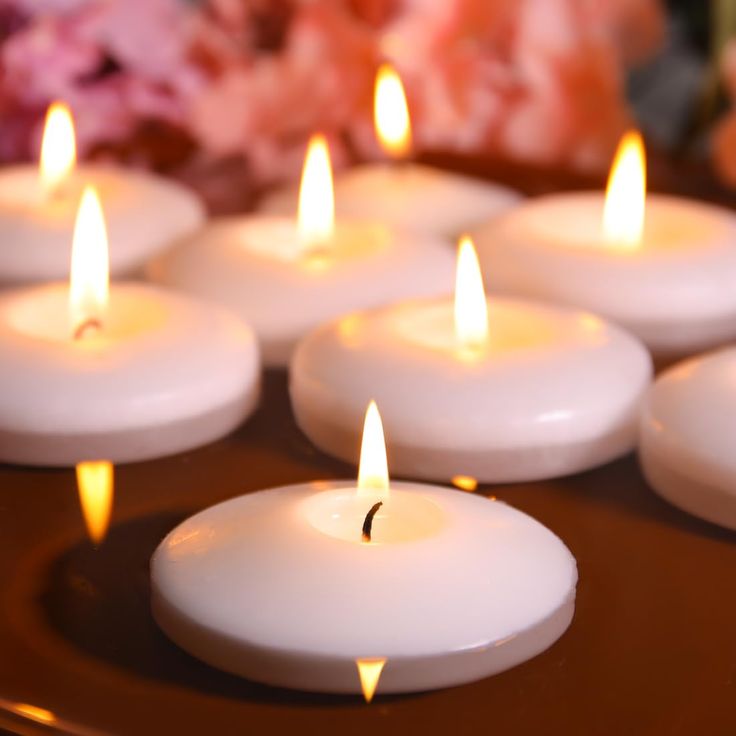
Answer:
76, 461, 114, 545
356, 658, 386, 703
374, 64, 412, 159
357, 401, 389, 498
69, 186, 109, 338
39, 102, 76, 197
602, 130, 646, 248
297, 133, 335, 251
454, 235, 488, 350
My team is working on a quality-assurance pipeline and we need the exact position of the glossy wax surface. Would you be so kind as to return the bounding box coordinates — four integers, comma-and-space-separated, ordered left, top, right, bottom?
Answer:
640, 348, 736, 530
0, 164, 204, 283
473, 192, 736, 359
148, 214, 454, 366
0, 282, 259, 465
261, 162, 521, 238
151, 481, 577, 693
291, 296, 652, 482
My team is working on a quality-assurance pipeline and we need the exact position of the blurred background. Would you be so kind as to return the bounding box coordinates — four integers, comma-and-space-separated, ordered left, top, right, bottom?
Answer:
0, 0, 734, 201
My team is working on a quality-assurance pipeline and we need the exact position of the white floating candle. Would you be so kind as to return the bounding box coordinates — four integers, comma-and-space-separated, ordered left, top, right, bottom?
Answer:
291, 238, 652, 483
0, 187, 259, 467
149, 134, 454, 367
473, 131, 736, 362
0, 102, 204, 284
260, 64, 520, 239
151, 402, 577, 695
640, 348, 736, 530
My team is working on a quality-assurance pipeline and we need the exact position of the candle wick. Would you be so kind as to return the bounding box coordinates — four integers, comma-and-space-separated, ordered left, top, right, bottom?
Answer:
73, 317, 102, 341
361, 501, 383, 543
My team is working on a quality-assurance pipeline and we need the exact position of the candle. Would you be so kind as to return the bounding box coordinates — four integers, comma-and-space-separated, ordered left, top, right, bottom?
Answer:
0, 187, 259, 466
148, 134, 454, 367
291, 237, 652, 483
472, 131, 736, 362
640, 348, 736, 530
260, 64, 521, 239
151, 402, 577, 695
0, 102, 205, 284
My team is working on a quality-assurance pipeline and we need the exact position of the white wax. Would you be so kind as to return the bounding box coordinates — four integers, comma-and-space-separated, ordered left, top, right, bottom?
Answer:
473, 192, 736, 360
151, 482, 577, 694
0, 164, 205, 283
640, 348, 736, 530
291, 297, 652, 483
260, 163, 521, 239
147, 215, 454, 367
0, 282, 259, 466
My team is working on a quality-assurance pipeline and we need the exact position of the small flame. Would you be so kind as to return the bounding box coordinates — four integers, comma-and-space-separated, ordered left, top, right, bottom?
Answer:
602, 130, 646, 248
69, 186, 109, 338
76, 461, 114, 545
39, 101, 76, 197
356, 658, 386, 703
452, 475, 478, 492
357, 401, 389, 498
297, 133, 335, 251
13, 704, 56, 725
374, 64, 412, 159
454, 235, 488, 350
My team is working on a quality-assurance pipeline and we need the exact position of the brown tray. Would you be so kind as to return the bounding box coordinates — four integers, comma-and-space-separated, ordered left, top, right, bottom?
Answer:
1, 156, 735, 735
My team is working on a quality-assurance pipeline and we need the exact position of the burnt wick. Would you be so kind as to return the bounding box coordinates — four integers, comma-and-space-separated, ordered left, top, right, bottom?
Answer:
73, 318, 102, 341
361, 501, 383, 543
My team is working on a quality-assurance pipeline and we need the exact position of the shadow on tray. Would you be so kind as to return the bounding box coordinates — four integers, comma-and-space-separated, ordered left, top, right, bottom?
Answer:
36, 512, 385, 708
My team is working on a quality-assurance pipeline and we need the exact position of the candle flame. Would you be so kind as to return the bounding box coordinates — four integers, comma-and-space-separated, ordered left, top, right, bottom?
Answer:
374, 64, 412, 159
602, 130, 646, 248
357, 401, 389, 498
356, 658, 386, 703
454, 235, 488, 350
69, 186, 109, 338
451, 475, 478, 492
297, 133, 335, 252
76, 461, 114, 545
12, 704, 57, 726
39, 101, 76, 197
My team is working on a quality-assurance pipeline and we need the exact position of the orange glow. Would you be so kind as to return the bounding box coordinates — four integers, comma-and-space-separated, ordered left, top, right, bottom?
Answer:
356, 658, 386, 703
374, 63, 411, 158
13, 703, 56, 725
297, 133, 335, 252
603, 130, 646, 248
39, 101, 76, 197
357, 401, 389, 499
76, 460, 114, 545
454, 235, 488, 350
452, 475, 478, 492
69, 186, 109, 338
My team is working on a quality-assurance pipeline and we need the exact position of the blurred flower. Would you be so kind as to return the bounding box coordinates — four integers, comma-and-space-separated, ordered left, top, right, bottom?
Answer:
378, 0, 645, 172
0, 0, 665, 186
713, 40, 736, 187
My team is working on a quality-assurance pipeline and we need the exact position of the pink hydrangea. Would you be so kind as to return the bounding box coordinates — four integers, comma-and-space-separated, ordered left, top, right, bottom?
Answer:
713, 40, 736, 188
0, 0, 666, 185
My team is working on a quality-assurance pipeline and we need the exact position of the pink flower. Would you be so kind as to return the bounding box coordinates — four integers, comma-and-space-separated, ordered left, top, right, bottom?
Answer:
1, 15, 101, 103
0, 0, 665, 186
587, 0, 666, 64
713, 40, 736, 188
721, 39, 736, 101
188, 1, 376, 182
713, 113, 736, 188
500, 0, 631, 170
0, 0, 198, 159
375, 0, 637, 173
